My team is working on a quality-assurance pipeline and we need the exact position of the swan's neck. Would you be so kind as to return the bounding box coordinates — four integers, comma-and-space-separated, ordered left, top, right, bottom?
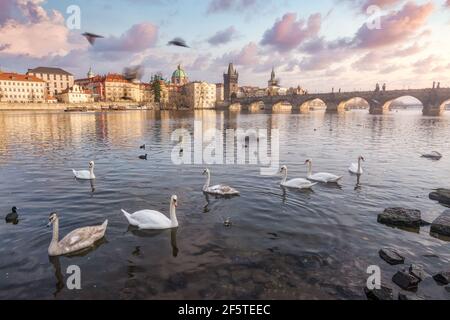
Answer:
89, 166, 95, 178
281, 169, 287, 184
170, 203, 179, 227
358, 159, 362, 172
51, 219, 59, 246
203, 172, 210, 191
307, 163, 312, 177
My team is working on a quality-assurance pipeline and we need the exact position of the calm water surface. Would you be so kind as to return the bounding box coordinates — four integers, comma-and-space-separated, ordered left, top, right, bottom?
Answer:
0, 109, 449, 300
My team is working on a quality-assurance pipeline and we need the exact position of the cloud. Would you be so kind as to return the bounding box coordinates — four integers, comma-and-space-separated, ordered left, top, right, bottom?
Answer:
446, 0, 450, 7
260, 12, 321, 52
0, 0, 15, 24
207, 0, 258, 13
92, 23, 159, 52
352, 1, 434, 48
342, 0, 405, 13
207, 26, 238, 45
214, 42, 260, 67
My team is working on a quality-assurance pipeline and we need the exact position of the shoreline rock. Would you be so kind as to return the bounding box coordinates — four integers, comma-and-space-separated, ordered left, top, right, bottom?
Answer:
378, 208, 422, 228
392, 270, 420, 291
429, 189, 450, 206
433, 271, 450, 285
430, 210, 450, 237
364, 286, 394, 300
379, 248, 405, 265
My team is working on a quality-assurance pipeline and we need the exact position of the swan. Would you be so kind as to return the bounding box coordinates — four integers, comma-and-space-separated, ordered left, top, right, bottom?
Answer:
122, 195, 179, 230
421, 151, 442, 160
349, 156, 365, 175
72, 161, 96, 180
202, 168, 240, 196
47, 213, 108, 257
304, 159, 343, 183
280, 166, 317, 189
5, 206, 18, 224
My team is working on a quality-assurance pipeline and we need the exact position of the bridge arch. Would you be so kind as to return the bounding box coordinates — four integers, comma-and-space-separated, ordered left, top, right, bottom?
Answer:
272, 101, 293, 112
382, 95, 425, 113
439, 99, 450, 113
229, 103, 242, 111
298, 99, 326, 113
337, 97, 370, 111
248, 101, 266, 112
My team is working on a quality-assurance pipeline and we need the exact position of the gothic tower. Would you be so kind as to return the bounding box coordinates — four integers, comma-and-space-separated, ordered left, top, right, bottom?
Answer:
224, 63, 239, 101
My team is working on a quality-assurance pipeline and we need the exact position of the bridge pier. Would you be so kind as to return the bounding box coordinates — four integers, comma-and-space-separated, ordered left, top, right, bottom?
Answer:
423, 103, 444, 116
325, 101, 345, 113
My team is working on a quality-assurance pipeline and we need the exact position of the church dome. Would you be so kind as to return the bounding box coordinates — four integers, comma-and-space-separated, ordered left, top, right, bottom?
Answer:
171, 65, 188, 85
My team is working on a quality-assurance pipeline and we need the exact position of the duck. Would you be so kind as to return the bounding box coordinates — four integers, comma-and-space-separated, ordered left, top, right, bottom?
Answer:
349, 156, 365, 175
47, 212, 108, 257
5, 207, 18, 224
121, 195, 179, 230
139, 154, 148, 160
202, 168, 240, 196
72, 161, 96, 180
304, 159, 343, 183
140, 144, 146, 150
279, 166, 317, 189
421, 151, 442, 160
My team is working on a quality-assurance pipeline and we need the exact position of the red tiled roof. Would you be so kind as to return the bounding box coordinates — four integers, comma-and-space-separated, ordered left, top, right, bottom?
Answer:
0, 72, 46, 83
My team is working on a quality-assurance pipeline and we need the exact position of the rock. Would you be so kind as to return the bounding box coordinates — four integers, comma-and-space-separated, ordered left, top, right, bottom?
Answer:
409, 264, 426, 281
379, 248, 405, 265
398, 293, 424, 300
446, 286, 450, 293
378, 208, 422, 228
429, 189, 450, 205
392, 270, 420, 291
430, 210, 450, 237
364, 286, 394, 300
433, 271, 450, 285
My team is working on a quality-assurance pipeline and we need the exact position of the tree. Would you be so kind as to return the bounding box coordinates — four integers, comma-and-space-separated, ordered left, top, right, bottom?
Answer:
152, 79, 161, 103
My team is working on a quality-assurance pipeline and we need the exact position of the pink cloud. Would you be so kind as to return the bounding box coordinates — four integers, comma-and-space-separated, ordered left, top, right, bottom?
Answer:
353, 1, 435, 48
446, 0, 450, 7
214, 42, 260, 67
261, 12, 321, 52
0, 0, 15, 24
93, 23, 159, 52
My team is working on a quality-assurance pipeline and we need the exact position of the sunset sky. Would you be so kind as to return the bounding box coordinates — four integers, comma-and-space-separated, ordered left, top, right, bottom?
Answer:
0, 0, 449, 92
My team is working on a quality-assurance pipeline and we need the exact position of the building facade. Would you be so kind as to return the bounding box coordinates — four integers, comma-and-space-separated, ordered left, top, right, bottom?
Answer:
27, 67, 74, 98
215, 83, 224, 102
0, 72, 46, 103
184, 82, 217, 109
224, 63, 239, 101
58, 84, 94, 104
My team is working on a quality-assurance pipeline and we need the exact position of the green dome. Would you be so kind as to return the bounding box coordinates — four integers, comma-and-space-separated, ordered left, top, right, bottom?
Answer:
172, 65, 187, 79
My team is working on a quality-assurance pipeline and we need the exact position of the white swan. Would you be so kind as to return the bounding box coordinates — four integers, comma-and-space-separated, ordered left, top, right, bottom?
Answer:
72, 161, 96, 180
349, 156, 365, 175
47, 212, 108, 257
305, 159, 343, 183
122, 195, 179, 230
280, 166, 317, 189
202, 168, 240, 196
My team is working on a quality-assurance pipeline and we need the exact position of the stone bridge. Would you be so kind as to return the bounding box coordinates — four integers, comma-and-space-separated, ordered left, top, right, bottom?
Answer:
229, 87, 450, 116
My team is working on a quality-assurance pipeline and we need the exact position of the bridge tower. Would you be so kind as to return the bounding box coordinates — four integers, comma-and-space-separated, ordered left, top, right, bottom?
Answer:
224, 63, 239, 101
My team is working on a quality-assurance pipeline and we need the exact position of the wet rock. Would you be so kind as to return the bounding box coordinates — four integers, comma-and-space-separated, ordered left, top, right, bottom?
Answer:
409, 264, 426, 281
429, 189, 450, 205
364, 286, 394, 300
392, 270, 420, 291
379, 248, 405, 265
430, 210, 450, 237
445, 286, 450, 293
378, 208, 421, 228
398, 293, 424, 300
433, 271, 450, 285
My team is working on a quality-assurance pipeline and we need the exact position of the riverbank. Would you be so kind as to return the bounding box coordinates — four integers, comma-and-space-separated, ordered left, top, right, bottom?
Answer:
0, 102, 160, 111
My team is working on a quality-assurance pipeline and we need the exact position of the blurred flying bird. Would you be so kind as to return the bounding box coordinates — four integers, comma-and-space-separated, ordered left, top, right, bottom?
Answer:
140, 144, 146, 150
82, 32, 104, 45
167, 37, 190, 48
123, 65, 144, 81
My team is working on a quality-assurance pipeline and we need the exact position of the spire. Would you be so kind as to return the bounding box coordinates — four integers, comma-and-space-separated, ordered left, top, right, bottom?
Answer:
271, 67, 275, 81
228, 63, 234, 75
87, 67, 94, 78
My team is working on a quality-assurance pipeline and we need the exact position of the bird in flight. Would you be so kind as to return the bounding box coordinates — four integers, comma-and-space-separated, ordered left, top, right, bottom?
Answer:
167, 37, 190, 48
82, 32, 104, 45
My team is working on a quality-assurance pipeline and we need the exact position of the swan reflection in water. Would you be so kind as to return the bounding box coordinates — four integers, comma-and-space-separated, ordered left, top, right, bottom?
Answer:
48, 237, 107, 297
280, 185, 314, 204
354, 174, 362, 191
74, 178, 96, 193
127, 226, 179, 257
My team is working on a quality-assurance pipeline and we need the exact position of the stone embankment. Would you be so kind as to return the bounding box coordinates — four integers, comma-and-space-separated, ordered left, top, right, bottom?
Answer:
0, 102, 160, 111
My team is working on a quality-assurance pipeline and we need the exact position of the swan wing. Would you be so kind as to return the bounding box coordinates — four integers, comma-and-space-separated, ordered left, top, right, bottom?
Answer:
59, 221, 107, 251
208, 184, 239, 195
283, 178, 316, 189
73, 170, 91, 180
310, 172, 342, 183
127, 210, 171, 229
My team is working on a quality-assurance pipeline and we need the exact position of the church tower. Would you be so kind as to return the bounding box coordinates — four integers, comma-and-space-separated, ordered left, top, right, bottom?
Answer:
224, 63, 239, 101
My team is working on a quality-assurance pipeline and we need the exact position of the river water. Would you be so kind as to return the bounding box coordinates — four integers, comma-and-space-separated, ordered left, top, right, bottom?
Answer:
0, 109, 449, 300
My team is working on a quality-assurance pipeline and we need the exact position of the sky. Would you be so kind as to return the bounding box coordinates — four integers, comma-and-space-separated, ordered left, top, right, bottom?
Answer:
0, 0, 449, 92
